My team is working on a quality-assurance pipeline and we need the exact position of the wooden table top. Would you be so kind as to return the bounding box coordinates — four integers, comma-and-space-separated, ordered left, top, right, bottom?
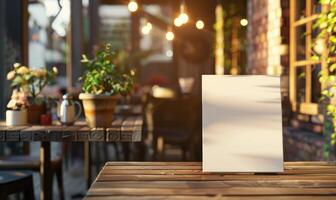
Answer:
0, 116, 142, 142
85, 161, 336, 200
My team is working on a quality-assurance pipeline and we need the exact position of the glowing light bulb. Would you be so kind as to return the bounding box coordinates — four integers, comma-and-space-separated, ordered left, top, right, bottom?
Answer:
240, 18, 248, 26
141, 22, 152, 35
166, 50, 173, 57
166, 31, 174, 41
128, 0, 138, 12
196, 20, 204, 29
146, 22, 152, 30
142, 26, 150, 35
174, 17, 183, 27
179, 13, 189, 24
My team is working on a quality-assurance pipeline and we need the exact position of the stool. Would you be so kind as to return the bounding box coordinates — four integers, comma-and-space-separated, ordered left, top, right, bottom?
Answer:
0, 170, 35, 200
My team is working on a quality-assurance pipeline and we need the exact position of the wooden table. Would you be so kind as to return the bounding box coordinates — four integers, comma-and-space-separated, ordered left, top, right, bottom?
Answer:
86, 161, 336, 199
0, 116, 142, 200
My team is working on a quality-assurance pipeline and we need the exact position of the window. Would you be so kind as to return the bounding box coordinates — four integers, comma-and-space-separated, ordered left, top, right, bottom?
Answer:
289, 0, 323, 115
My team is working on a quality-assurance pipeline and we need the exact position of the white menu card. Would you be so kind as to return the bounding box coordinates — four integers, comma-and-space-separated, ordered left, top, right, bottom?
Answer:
202, 75, 283, 172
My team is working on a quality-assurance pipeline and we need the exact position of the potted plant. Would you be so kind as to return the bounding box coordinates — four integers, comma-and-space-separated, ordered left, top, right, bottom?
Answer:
5, 89, 28, 126
79, 44, 134, 128
7, 63, 58, 124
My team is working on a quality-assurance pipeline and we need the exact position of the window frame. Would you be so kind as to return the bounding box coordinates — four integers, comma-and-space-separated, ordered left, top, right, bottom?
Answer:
289, 0, 326, 116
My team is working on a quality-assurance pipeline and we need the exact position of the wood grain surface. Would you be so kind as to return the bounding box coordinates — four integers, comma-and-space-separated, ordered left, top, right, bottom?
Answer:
0, 116, 142, 142
85, 162, 336, 200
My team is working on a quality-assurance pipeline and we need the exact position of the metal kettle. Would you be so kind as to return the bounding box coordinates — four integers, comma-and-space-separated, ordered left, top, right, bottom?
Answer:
57, 94, 82, 125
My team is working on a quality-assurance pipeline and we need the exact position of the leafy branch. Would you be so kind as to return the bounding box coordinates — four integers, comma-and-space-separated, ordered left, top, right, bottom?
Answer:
315, 0, 336, 157
80, 44, 134, 95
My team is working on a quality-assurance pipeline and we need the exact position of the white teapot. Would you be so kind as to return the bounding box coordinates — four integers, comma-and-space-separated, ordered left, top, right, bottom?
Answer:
57, 94, 82, 125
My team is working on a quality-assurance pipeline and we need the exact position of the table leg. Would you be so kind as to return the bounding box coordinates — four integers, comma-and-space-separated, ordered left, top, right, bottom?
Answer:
84, 142, 92, 189
40, 141, 52, 200
122, 142, 130, 161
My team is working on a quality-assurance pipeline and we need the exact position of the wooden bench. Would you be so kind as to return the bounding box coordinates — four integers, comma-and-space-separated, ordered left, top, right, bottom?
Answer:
85, 162, 336, 199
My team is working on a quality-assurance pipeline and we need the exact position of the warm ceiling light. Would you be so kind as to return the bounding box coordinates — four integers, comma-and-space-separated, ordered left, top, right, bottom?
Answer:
142, 26, 150, 35
128, 0, 138, 12
179, 13, 189, 24
166, 31, 174, 41
240, 18, 248, 26
178, 2, 189, 24
196, 20, 204, 29
174, 17, 183, 27
141, 22, 152, 35
146, 22, 152, 30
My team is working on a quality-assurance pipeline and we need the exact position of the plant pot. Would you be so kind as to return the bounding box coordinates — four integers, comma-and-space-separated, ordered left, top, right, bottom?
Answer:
27, 103, 46, 124
79, 93, 119, 128
6, 109, 28, 126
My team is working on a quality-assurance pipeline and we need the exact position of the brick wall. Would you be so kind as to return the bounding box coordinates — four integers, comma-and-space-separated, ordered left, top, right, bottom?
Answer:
247, 0, 283, 75
284, 127, 325, 161
247, 0, 268, 74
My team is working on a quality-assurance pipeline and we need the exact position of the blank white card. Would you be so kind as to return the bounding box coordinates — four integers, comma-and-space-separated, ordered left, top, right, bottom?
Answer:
202, 75, 283, 172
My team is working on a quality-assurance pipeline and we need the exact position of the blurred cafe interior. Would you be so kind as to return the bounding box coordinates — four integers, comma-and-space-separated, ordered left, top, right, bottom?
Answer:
0, 0, 334, 199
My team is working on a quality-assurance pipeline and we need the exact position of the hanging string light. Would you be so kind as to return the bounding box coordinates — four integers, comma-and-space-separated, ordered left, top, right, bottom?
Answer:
174, 17, 183, 27
240, 18, 248, 26
196, 20, 204, 29
179, 3, 189, 24
166, 26, 174, 41
174, 1, 189, 27
141, 20, 152, 35
128, 0, 138, 12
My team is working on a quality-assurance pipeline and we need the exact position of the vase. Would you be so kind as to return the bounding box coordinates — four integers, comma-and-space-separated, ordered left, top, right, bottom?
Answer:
27, 103, 46, 124
79, 93, 119, 128
6, 109, 28, 126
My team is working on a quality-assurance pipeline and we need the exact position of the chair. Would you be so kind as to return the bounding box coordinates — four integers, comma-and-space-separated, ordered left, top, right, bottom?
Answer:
0, 170, 35, 200
150, 96, 199, 160
0, 143, 64, 200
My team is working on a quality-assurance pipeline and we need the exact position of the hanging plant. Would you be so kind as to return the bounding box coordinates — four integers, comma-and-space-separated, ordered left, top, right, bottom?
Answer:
315, 0, 336, 159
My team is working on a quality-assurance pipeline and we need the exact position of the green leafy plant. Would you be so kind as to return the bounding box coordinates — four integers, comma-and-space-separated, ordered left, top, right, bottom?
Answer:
315, 0, 336, 158
80, 44, 134, 95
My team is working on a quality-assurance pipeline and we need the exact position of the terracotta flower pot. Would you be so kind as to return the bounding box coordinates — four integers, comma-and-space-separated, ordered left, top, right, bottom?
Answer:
27, 103, 46, 124
79, 93, 119, 128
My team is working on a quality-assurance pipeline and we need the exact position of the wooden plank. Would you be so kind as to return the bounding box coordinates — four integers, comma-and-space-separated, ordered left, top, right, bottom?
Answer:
133, 116, 143, 142
48, 126, 65, 141
285, 161, 334, 166
85, 196, 336, 200
21, 126, 47, 141
91, 180, 336, 188
100, 164, 336, 173
289, 0, 296, 108
105, 161, 336, 169
105, 162, 202, 166
77, 126, 91, 141
106, 118, 123, 142
293, 14, 319, 26
96, 174, 336, 182
102, 165, 203, 170
86, 187, 336, 196
62, 125, 82, 141
99, 169, 336, 178
100, 168, 336, 176
105, 161, 336, 167
90, 128, 105, 141
5, 126, 29, 141
120, 117, 136, 142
